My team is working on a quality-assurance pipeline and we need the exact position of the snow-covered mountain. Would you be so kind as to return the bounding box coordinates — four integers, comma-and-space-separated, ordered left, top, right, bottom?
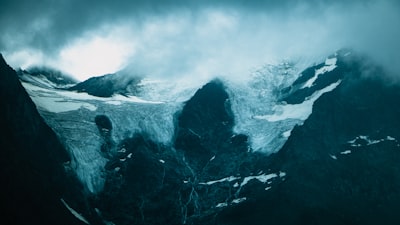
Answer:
1, 50, 400, 225
18, 66, 78, 88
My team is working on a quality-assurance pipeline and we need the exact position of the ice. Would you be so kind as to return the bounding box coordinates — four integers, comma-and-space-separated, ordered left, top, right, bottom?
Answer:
199, 176, 240, 185
21, 77, 198, 193
340, 150, 352, 155
19, 73, 71, 89
282, 130, 292, 138
226, 62, 302, 153
135, 77, 205, 103
255, 81, 341, 122
64, 132, 107, 193
60, 199, 90, 224
301, 57, 337, 89
216, 203, 228, 208
240, 173, 278, 187
348, 135, 397, 148
21, 81, 164, 114
226, 60, 340, 153
216, 198, 247, 208
20, 58, 339, 193
231, 197, 247, 204
387, 136, 396, 141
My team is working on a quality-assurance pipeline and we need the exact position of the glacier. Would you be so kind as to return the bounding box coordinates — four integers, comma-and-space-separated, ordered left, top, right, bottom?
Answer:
20, 56, 341, 193
21, 77, 196, 193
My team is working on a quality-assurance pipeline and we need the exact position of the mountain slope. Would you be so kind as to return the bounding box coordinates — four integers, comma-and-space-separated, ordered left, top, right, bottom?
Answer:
68, 72, 141, 97
0, 54, 91, 225
217, 55, 400, 225
18, 66, 77, 88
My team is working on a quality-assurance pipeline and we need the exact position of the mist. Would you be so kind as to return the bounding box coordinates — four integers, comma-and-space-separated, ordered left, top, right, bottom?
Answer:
1, 0, 399, 81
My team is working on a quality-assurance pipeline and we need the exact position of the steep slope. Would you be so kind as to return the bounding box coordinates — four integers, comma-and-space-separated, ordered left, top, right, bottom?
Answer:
18, 66, 77, 88
217, 55, 400, 225
0, 54, 92, 225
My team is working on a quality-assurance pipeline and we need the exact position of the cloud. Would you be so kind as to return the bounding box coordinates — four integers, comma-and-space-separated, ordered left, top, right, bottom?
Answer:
1, 0, 399, 80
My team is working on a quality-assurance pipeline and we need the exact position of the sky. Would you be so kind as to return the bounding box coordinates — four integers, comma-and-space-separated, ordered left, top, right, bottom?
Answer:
1, 0, 400, 81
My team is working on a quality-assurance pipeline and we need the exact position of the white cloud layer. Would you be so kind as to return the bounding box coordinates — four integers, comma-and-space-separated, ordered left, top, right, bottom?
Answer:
1, 1, 399, 80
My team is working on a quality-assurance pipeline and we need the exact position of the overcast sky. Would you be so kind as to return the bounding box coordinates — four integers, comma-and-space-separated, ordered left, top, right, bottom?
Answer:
1, 0, 399, 81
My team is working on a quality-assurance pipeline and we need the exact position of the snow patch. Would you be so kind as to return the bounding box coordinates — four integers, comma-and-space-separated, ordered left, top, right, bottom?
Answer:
159, 159, 165, 164
282, 129, 292, 138
231, 197, 247, 204
255, 81, 341, 122
216, 202, 228, 208
348, 135, 397, 147
240, 173, 278, 187
60, 199, 90, 224
21, 81, 164, 113
340, 150, 352, 155
329, 154, 337, 160
301, 57, 337, 88
387, 136, 396, 141
199, 176, 240, 185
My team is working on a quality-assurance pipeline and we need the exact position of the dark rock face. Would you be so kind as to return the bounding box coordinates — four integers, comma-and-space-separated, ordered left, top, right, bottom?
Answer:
98, 134, 190, 225
95, 115, 115, 157
0, 54, 90, 225
175, 80, 238, 173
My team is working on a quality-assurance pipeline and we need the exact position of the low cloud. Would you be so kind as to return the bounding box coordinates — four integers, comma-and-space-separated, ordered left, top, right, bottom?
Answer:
1, 0, 399, 80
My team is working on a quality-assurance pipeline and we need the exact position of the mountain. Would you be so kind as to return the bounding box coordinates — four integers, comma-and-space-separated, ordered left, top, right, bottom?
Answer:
18, 66, 78, 88
1, 50, 400, 225
68, 71, 142, 97
218, 53, 400, 225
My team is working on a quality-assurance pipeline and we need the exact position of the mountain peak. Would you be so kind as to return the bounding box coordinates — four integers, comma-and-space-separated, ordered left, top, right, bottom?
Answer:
20, 66, 78, 87
68, 72, 142, 97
